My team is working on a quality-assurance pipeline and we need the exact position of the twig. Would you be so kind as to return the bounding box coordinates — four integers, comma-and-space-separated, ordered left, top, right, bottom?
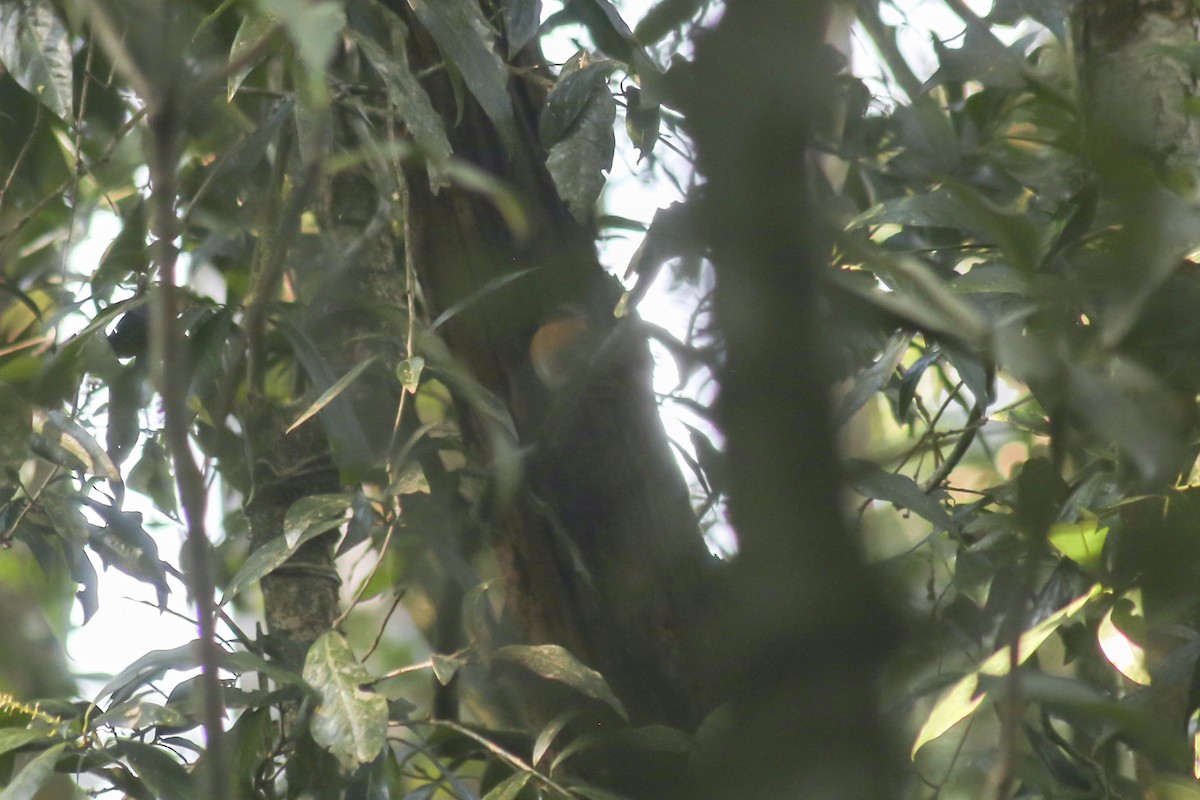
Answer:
370, 657, 433, 685
0, 103, 41, 213
423, 719, 575, 798
363, 588, 407, 661
142, 6, 227, 796
332, 519, 398, 628
922, 399, 985, 493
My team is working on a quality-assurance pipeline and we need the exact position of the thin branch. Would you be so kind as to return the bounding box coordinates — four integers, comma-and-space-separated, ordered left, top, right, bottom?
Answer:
363, 589, 407, 661
922, 398, 985, 493
332, 519, 398, 628
0, 102, 41, 213
423, 719, 575, 798
142, 6, 226, 796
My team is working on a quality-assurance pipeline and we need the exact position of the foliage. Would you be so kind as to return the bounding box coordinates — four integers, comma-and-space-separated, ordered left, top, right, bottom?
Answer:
2, 0, 1200, 797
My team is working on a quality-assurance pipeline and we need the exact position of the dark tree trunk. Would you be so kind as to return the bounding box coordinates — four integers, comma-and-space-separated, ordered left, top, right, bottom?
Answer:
686, 2, 903, 796
388, 3, 715, 731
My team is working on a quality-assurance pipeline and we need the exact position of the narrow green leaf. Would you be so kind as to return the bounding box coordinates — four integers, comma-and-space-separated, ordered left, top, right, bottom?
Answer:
408, 0, 518, 154
304, 631, 388, 773
350, 3, 452, 190
287, 355, 381, 435
501, 0, 541, 51
494, 644, 627, 720
483, 772, 531, 800
0, 0, 72, 120
442, 160, 531, 240
532, 709, 578, 766
277, 314, 375, 481
0, 741, 67, 800
227, 12, 281, 100
429, 268, 537, 333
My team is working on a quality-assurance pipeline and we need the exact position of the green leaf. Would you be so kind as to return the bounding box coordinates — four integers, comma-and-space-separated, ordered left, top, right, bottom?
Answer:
86, 504, 169, 607
443, 159, 531, 240
430, 653, 465, 686
0, 0, 72, 120
408, 0, 518, 154
429, 268, 537, 333
844, 459, 955, 530
128, 440, 178, 518
834, 333, 910, 427
287, 355, 381, 435
911, 584, 1102, 757
304, 631, 387, 773
0, 741, 67, 800
546, 78, 616, 222
258, 0, 344, 87
115, 740, 197, 800
501, 0, 541, 51
227, 11, 281, 100
551, 724, 691, 771
31, 409, 120, 481
532, 709, 578, 766
494, 644, 627, 720
94, 201, 149, 301
221, 494, 350, 605
350, 4, 453, 191
396, 357, 425, 394
98, 642, 201, 704
277, 314, 375, 481
93, 699, 190, 731
0, 728, 60, 758
1048, 519, 1108, 572
540, 56, 615, 147
483, 771, 531, 800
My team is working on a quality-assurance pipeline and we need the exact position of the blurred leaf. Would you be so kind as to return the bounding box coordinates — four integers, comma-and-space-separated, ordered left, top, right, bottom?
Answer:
501, 0, 541, 51
115, 740, 197, 800
634, 0, 706, 44
304, 631, 387, 772
278, 314, 375, 481
408, 0, 517, 153
835, 332, 910, 427
551, 724, 692, 771
431, 652, 464, 686
533, 709, 578, 766
483, 772, 531, 800
350, 4, 452, 190
911, 584, 1101, 757
0, 0, 72, 120
1099, 591, 1150, 685
845, 459, 955, 530
93, 699, 190, 731
429, 268, 537, 333
86, 504, 169, 608
494, 644, 627, 720
128, 440, 178, 518
0, 728, 60, 758
258, 0, 344, 87
1048, 519, 1108, 572
31, 409, 120, 481
227, 11, 281, 100
0, 741, 67, 800
287, 355, 381, 435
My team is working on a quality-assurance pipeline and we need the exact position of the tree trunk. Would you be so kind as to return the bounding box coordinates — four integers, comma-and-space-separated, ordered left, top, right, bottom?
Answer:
686, 2, 903, 796
387, 3, 715, 731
